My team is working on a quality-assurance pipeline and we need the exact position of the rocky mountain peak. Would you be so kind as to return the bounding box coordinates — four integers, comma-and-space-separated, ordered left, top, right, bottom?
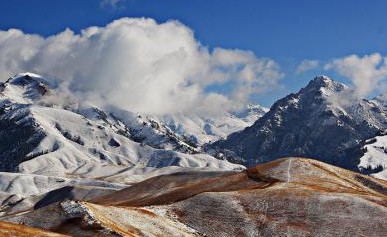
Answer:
6, 73, 50, 87
1, 73, 53, 104
208, 76, 387, 173
302, 75, 348, 98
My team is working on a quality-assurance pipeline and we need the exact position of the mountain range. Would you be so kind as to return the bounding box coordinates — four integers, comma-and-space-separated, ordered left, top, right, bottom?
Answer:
0, 72, 387, 236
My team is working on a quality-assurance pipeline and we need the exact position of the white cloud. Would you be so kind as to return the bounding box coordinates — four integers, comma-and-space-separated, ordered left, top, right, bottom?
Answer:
296, 59, 319, 74
100, 0, 126, 10
325, 53, 387, 98
209, 48, 283, 103
0, 18, 283, 115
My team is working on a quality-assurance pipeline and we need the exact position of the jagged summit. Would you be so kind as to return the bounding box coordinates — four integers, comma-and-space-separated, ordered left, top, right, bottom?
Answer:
310, 75, 334, 84
302, 75, 348, 97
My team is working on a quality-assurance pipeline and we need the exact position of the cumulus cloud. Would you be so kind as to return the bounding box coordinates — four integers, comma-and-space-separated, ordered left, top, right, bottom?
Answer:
325, 53, 387, 98
296, 59, 319, 74
0, 18, 282, 115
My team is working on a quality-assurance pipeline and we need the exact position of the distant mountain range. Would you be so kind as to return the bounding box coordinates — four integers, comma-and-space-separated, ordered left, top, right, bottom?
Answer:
150, 103, 268, 145
2, 73, 387, 187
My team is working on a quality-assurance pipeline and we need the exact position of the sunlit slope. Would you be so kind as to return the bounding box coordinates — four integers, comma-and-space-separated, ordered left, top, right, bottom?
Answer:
4, 158, 386, 237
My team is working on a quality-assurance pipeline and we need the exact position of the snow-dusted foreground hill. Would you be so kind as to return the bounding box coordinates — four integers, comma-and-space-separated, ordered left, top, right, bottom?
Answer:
0, 73, 245, 205
2, 158, 387, 237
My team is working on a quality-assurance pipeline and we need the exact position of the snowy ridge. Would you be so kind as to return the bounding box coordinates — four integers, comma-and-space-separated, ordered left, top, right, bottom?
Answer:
0, 73, 244, 197
0, 172, 126, 195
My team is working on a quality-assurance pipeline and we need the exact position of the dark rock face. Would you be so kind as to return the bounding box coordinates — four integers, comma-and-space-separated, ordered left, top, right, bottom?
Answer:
108, 138, 120, 147
209, 76, 387, 171
0, 105, 45, 172
0, 75, 49, 172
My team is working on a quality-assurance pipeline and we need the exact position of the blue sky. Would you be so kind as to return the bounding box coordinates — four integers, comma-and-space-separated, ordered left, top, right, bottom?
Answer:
0, 0, 387, 108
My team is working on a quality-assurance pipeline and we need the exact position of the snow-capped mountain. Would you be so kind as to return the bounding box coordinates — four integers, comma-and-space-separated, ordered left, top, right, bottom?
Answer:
1, 73, 387, 236
0, 73, 243, 188
209, 76, 387, 178
148, 104, 268, 145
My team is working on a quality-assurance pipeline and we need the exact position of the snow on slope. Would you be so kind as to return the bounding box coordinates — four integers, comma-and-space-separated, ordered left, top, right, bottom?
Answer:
359, 134, 387, 180
357, 95, 387, 180
0, 73, 243, 196
19, 105, 241, 178
149, 104, 268, 145
5, 158, 387, 237
0, 172, 126, 195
